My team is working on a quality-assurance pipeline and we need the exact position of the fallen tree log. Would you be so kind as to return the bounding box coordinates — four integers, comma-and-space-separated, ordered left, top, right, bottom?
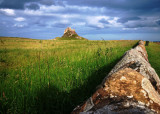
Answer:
72, 41, 160, 114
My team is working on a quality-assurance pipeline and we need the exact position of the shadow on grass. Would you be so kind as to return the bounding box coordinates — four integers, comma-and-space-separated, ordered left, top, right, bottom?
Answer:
132, 40, 139, 48
34, 58, 121, 114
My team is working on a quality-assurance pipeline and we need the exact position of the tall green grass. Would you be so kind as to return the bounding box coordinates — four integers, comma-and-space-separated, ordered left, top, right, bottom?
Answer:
0, 38, 138, 113
146, 42, 160, 76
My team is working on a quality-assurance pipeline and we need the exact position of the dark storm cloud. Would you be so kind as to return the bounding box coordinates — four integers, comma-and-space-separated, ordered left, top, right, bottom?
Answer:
0, 0, 56, 9
66, 0, 160, 11
65, 0, 160, 19
1, 0, 160, 11
24, 3, 40, 10
117, 17, 141, 23
0, 0, 39, 9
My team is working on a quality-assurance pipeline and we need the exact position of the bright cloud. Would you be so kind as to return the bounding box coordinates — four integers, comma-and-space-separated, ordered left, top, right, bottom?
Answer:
14, 17, 26, 22
86, 16, 121, 28
0, 8, 15, 16
39, 4, 64, 12
108, 17, 122, 27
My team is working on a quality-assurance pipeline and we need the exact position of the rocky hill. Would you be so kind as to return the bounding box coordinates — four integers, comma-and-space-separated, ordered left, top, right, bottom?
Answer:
55, 27, 87, 40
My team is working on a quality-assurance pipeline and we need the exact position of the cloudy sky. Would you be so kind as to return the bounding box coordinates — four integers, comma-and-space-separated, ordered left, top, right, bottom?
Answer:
0, 0, 160, 41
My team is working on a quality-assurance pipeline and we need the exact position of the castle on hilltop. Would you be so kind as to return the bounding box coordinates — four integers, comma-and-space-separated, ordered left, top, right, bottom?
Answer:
64, 27, 76, 34
54, 27, 88, 40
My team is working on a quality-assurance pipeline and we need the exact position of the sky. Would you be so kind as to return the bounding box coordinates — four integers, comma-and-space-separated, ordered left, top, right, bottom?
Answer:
0, 0, 160, 41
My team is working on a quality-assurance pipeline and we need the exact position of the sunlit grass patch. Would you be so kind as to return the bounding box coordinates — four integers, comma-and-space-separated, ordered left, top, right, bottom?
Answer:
146, 42, 160, 76
0, 37, 138, 113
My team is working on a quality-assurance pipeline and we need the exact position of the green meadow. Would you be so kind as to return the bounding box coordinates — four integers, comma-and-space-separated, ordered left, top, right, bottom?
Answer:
0, 38, 158, 113
146, 42, 160, 76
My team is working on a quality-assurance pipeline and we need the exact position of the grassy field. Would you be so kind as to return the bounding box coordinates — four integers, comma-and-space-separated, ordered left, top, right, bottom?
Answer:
0, 37, 138, 113
146, 42, 160, 76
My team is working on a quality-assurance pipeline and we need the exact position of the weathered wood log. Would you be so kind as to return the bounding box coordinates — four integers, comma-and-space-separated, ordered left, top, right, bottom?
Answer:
72, 41, 160, 114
